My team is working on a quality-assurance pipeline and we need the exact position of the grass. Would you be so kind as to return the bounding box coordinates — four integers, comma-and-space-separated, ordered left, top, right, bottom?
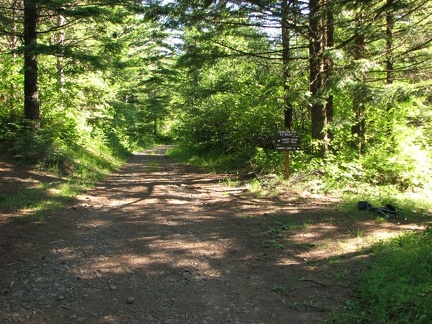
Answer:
0, 136, 131, 223
341, 183, 432, 221
327, 229, 432, 323
266, 220, 306, 236
358, 229, 432, 323
272, 284, 285, 294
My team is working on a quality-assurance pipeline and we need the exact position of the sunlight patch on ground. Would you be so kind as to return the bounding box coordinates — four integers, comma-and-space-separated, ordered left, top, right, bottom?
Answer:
118, 255, 155, 268
291, 224, 338, 240
287, 222, 425, 262
134, 152, 164, 156
166, 199, 189, 205
106, 198, 145, 207
77, 219, 110, 228
136, 177, 167, 182
128, 198, 160, 205
89, 261, 128, 274
53, 247, 82, 261
275, 258, 303, 266
47, 188, 61, 195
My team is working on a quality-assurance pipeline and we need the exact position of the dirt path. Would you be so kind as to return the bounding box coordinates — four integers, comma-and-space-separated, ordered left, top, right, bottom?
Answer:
0, 146, 423, 323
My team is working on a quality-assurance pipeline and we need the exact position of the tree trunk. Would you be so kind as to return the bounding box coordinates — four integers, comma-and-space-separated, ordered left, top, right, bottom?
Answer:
57, 13, 66, 107
24, 0, 40, 125
385, 0, 394, 139
386, 0, 394, 85
323, 0, 333, 150
351, 14, 366, 154
309, 0, 331, 156
282, 0, 293, 130
8, 0, 23, 115
309, 0, 323, 136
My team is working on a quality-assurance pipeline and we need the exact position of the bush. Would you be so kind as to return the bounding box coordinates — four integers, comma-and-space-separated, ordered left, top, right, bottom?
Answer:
0, 114, 128, 174
250, 147, 284, 175
0, 117, 58, 163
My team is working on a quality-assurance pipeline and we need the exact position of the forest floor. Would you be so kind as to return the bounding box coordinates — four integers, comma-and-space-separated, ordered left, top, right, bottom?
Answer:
0, 145, 427, 324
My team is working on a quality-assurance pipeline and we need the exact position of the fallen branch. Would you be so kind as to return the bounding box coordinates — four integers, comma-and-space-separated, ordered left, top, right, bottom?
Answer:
215, 187, 248, 192
49, 239, 64, 245
298, 277, 327, 287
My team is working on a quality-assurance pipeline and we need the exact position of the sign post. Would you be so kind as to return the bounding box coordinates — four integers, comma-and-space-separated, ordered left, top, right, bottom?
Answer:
285, 150, 290, 179
274, 130, 301, 179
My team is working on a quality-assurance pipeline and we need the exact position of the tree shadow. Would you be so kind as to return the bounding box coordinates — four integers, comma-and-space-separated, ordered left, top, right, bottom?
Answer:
0, 147, 428, 323
0, 160, 71, 223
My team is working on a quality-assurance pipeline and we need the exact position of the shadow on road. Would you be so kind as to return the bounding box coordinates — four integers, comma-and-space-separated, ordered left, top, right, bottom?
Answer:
0, 146, 424, 323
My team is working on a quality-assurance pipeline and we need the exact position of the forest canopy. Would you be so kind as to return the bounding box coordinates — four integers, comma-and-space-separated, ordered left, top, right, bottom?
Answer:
1, 0, 432, 190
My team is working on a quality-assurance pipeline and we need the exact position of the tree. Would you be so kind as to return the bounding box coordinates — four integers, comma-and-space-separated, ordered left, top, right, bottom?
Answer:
174, 25, 283, 158
281, 0, 295, 130
349, 8, 367, 154
23, 0, 40, 124
1, 0, 141, 125
308, 0, 334, 156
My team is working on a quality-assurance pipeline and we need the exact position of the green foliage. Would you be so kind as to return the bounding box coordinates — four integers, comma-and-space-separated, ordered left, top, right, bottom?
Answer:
0, 111, 130, 173
0, 0, 431, 214
358, 145, 432, 190
172, 26, 285, 172
167, 144, 241, 173
0, 55, 23, 113
250, 148, 284, 175
355, 230, 432, 323
0, 117, 65, 165
169, 0, 432, 191
0, 117, 129, 223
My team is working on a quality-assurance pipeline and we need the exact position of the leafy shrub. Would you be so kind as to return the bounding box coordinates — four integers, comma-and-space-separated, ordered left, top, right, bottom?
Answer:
250, 147, 284, 175
0, 117, 57, 163
1, 115, 85, 172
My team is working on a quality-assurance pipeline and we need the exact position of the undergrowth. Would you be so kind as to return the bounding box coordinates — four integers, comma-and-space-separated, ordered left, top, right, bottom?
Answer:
0, 118, 137, 222
167, 145, 247, 173
169, 145, 432, 218
0, 145, 128, 223
327, 229, 432, 323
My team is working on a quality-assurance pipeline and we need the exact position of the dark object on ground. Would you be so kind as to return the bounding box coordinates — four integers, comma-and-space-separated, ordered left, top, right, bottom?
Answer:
358, 201, 397, 218
358, 201, 371, 211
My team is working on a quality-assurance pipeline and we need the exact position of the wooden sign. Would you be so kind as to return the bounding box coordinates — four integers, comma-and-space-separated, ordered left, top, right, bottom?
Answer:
274, 130, 301, 151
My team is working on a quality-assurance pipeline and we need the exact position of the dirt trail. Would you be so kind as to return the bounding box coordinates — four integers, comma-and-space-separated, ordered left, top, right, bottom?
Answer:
1, 146, 421, 323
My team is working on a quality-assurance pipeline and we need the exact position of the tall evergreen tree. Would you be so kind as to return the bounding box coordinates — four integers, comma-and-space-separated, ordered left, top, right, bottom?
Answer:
1, 0, 141, 125
23, 0, 40, 124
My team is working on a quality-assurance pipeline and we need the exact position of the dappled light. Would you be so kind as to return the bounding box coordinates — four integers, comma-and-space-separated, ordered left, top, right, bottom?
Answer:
0, 161, 71, 224
1, 146, 429, 323
1, 0, 432, 321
